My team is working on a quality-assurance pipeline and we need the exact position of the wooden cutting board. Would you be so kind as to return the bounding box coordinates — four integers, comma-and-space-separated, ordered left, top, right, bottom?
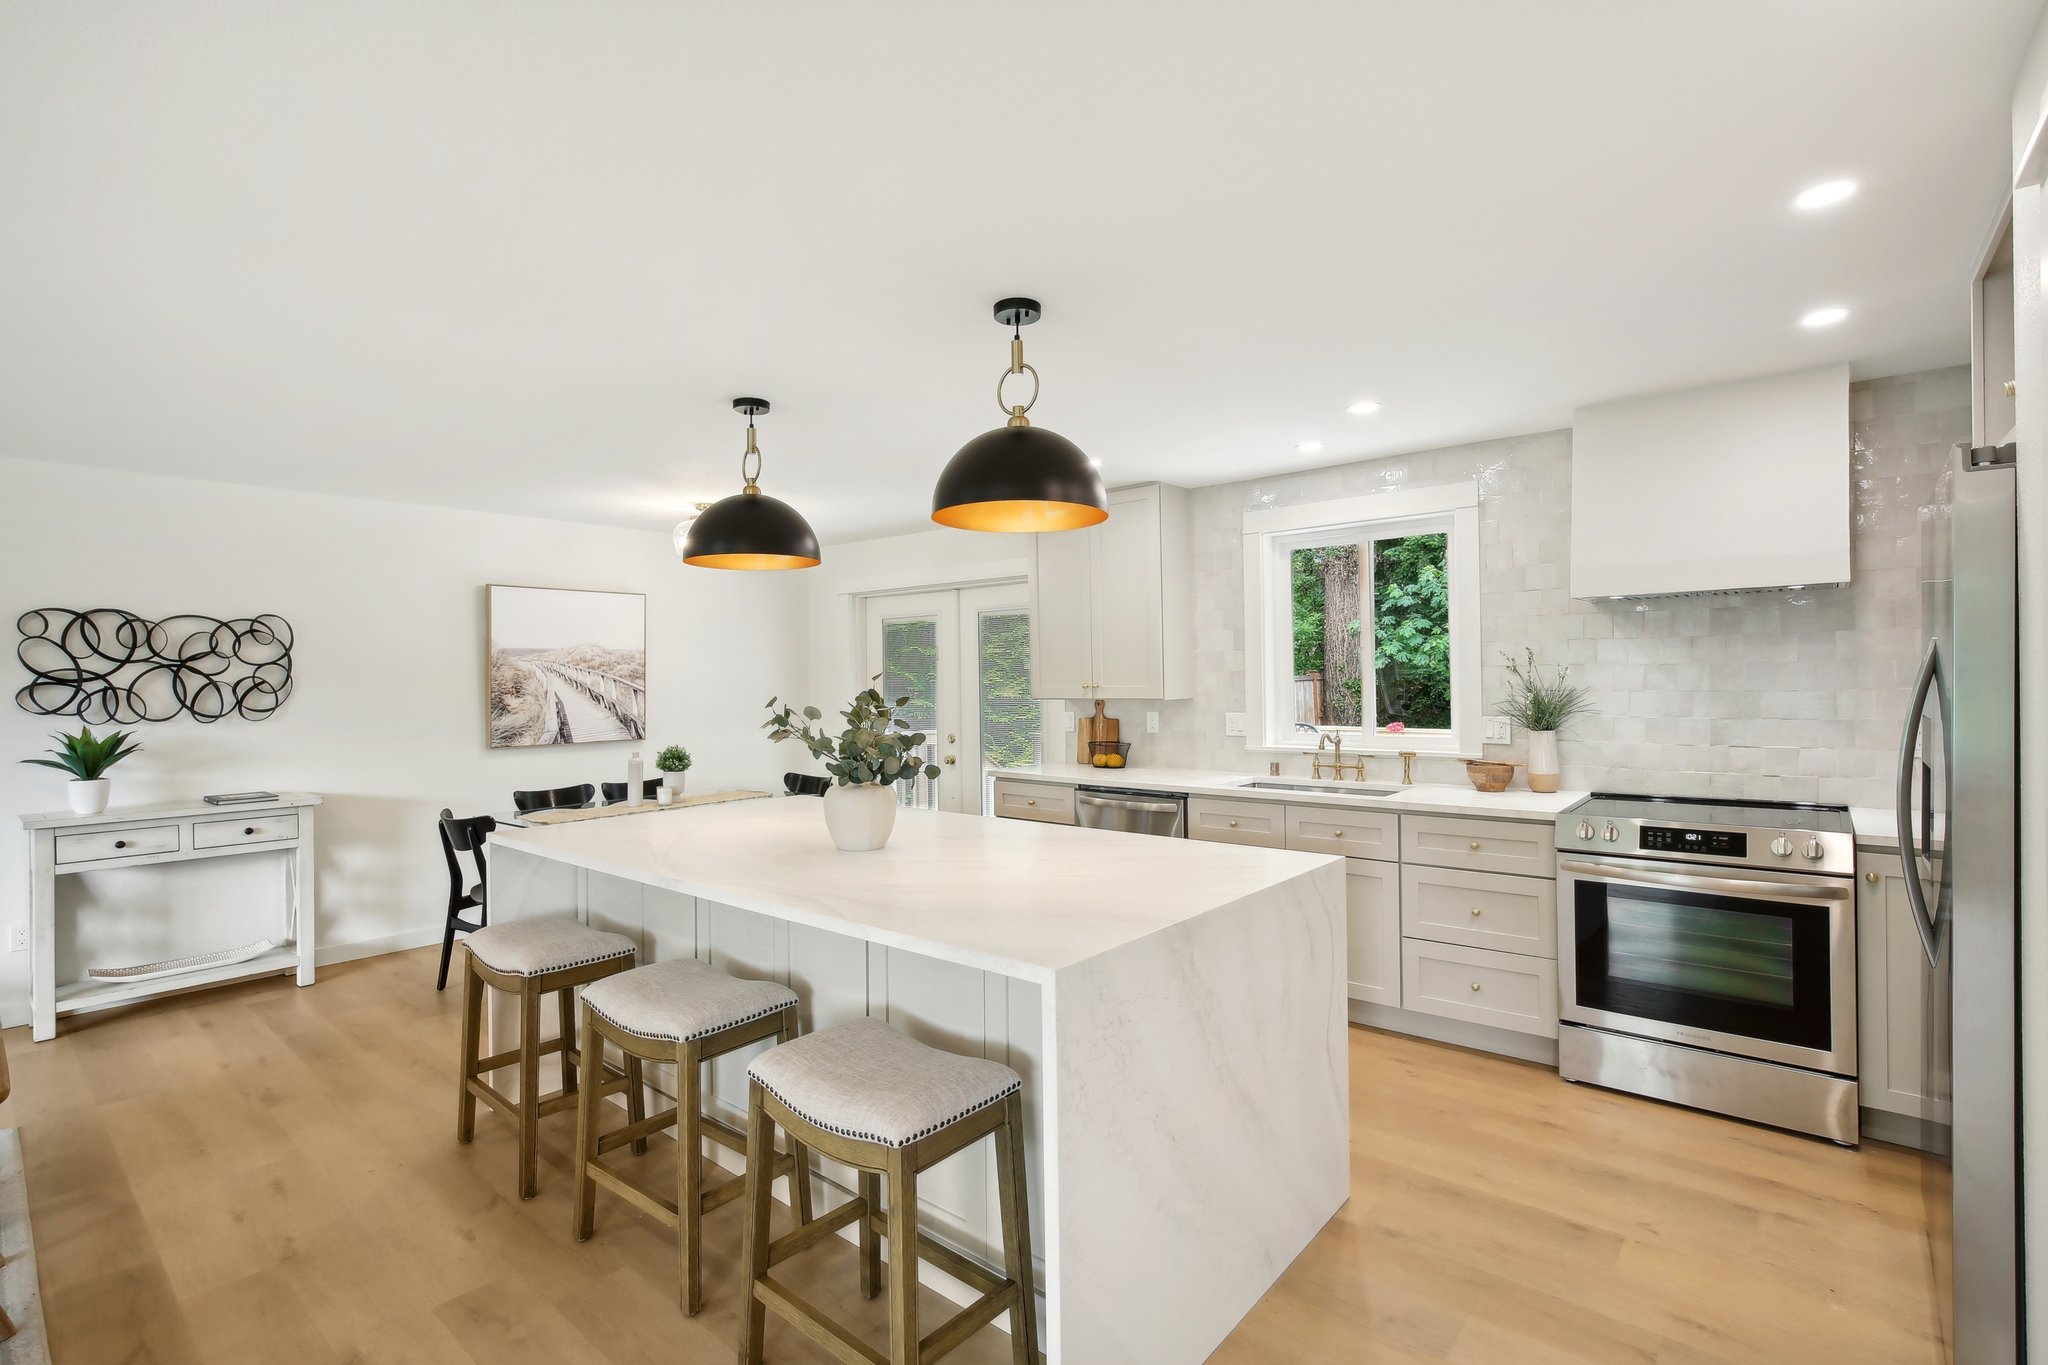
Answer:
1075, 699, 1119, 763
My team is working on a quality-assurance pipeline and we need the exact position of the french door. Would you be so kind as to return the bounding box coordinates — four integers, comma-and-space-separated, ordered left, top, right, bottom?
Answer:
861, 583, 1044, 814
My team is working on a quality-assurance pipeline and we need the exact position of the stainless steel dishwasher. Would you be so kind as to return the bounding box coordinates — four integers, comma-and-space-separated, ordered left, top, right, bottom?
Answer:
1074, 786, 1187, 837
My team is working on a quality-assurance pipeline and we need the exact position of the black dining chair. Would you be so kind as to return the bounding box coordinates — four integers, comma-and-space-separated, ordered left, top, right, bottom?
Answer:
783, 772, 830, 797
600, 778, 664, 805
512, 783, 597, 814
437, 809, 496, 992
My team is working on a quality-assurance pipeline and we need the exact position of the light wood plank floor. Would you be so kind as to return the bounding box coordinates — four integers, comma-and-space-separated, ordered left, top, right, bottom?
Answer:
0, 947, 1940, 1363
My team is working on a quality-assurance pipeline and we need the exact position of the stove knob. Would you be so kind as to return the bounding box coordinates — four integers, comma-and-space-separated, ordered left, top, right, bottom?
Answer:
1576, 820, 1595, 841
1803, 837, 1825, 862
1601, 823, 1619, 843
1770, 836, 1793, 858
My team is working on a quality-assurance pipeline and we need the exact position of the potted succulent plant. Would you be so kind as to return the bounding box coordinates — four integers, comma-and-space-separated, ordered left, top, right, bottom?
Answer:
22, 725, 143, 815
764, 679, 941, 851
654, 744, 691, 803
1499, 648, 1596, 793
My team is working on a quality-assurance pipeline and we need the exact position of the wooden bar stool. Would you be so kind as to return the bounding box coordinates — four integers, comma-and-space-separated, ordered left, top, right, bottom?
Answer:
738, 1020, 1037, 1365
456, 917, 638, 1199
571, 958, 814, 1315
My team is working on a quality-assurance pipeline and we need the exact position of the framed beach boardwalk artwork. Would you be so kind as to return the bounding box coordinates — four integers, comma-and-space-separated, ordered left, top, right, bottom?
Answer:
485, 585, 647, 747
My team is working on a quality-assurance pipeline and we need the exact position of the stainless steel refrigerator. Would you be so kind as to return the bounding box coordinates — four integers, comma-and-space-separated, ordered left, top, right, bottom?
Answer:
1897, 440, 2021, 1362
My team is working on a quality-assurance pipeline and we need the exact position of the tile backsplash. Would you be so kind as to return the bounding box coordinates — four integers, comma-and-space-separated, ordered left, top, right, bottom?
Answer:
1134, 366, 1968, 807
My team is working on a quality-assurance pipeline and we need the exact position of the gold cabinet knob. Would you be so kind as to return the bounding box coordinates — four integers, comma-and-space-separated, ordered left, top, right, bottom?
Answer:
1026, 799, 1036, 807
1470, 907, 1483, 917
1228, 819, 1239, 828
1333, 829, 1345, 838
2006, 380, 2018, 397
1470, 982, 1482, 992
943, 755, 957, 765
1469, 840, 1481, 851
1865, 870, 1879, 884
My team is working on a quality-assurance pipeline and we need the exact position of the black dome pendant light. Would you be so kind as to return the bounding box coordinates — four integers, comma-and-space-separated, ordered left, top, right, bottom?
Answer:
679, 398, 822, 570
931, 298, 1109, 533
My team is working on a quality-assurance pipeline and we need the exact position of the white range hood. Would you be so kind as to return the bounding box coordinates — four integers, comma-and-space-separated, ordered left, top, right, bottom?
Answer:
1570, 364, 1851, 599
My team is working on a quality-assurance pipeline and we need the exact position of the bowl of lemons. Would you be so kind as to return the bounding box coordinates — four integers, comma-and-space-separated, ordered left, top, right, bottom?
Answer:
1088, 740, 1131, 770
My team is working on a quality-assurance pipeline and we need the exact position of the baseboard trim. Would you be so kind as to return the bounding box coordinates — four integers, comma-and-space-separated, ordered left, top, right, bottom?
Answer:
315, 927, 443, 968
1349, 999, 1560, 1067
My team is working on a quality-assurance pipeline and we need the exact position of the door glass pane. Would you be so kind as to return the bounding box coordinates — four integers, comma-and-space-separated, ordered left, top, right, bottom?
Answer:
978, 610, 1041, 777
881, 616, 940, 810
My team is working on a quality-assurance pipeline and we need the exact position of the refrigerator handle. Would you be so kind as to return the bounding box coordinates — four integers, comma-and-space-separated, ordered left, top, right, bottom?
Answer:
1894, 638, 1943, 967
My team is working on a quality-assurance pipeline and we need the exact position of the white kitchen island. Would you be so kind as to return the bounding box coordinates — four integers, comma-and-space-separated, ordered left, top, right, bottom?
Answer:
487, 795, 1348, 1364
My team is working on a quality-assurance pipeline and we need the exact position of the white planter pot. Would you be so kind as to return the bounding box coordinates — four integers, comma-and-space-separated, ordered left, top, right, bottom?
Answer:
1526, 731, 1560, 794
823, 783, 899, 852
68, 778, 110, 815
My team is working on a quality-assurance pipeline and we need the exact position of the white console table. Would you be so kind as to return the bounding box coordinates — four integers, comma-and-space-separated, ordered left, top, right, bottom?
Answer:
18, 794, 319, 1041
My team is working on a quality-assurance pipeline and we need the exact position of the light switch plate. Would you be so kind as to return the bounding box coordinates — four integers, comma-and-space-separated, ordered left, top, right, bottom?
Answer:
1482, 716, 1511, 744
1224, 712, 1247, 737
1146, 711, 1159, 734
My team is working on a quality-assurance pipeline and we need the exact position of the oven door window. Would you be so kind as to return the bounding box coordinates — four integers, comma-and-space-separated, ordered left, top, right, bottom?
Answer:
1571, 879, 1835, 1053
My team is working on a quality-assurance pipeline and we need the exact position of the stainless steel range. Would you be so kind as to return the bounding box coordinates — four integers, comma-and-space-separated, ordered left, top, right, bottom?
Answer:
1554, 793, 1858, 1144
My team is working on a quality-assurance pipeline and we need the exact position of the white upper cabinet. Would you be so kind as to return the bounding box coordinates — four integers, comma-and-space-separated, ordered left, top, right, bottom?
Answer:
1029, 483, 1193, 700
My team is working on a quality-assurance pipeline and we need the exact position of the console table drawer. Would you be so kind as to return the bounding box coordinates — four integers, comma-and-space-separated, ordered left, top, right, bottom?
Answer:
195, 813, 301, 849
1402, 864, 1557, 956
54, 824, 181, 864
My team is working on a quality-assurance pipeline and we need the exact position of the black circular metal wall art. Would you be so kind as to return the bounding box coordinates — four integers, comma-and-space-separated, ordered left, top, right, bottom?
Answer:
15, 608, 295, 723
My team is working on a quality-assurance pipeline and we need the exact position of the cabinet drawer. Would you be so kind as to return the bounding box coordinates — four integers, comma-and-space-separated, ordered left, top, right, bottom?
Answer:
1401, 939, 1558, 1038
54, 823, 181, 864
194, 813, 300, 849
991, 780, 1076, 826
1286, 805, 1398, 860
1401, 864, 1557, 956
1186, 797, 1285, 848
1401, 814, 1556, 877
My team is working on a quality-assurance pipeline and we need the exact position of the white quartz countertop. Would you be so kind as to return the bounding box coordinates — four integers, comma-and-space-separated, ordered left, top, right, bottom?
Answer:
991, 763, 1589, 822
490, 796, 1340, 983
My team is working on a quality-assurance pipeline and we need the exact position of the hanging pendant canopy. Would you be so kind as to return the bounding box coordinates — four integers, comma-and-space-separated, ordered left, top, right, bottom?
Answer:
931, 298, 1108, 533
679, 399, 822, 571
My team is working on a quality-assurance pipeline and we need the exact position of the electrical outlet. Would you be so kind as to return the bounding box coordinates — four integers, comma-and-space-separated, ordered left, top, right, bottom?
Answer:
9, 925, 26, 953
1224, 712, 1248, 737
1146, 711, 1159, 734
1482, 716, 1511, 744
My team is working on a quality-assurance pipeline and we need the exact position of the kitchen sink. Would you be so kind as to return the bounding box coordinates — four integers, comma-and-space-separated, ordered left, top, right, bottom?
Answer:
1237, 780, 1398, 797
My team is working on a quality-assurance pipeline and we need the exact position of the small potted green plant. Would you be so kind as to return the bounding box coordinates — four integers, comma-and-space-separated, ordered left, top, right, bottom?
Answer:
22, 725, 143, 815
654, 744, 691, 804
1499, 648, 1596, 793
764, 679, 941, 851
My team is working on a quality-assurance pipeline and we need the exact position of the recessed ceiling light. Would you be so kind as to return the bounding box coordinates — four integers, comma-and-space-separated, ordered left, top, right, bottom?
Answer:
1800, 306, 1849, 329
1346, 400, 1382, 416
1793, 179, 1858, 211
1297, 440, 1324, 454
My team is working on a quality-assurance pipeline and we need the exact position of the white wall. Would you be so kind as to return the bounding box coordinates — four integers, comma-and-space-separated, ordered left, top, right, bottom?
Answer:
0, 456, 806, 1024
2010, 7, 2048, 1337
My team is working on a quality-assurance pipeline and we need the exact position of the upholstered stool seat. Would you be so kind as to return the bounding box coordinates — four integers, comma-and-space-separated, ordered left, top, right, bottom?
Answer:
583, 958, 796, 1043
456, 916, 639, 1200
739, 1021, 1036, 1365
573, 958, 810, 1316
748, 1019, 1019, 1149
465, 919, 636, 977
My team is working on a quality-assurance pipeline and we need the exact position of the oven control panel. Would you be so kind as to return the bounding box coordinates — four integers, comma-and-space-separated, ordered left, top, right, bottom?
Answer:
1638, 825, 1748, 858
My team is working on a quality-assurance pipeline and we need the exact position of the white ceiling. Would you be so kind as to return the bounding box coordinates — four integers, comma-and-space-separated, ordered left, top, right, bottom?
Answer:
0, 2, 2034, 543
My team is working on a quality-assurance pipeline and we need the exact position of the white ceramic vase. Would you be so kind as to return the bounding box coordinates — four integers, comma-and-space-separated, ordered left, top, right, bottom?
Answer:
1526, 731, 1560, 794
69, 778, 110, 815
823, 782, 898, 852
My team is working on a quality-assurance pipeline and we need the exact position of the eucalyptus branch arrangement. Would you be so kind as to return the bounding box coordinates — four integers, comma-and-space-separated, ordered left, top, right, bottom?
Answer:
21, 726, 142, 781
1499, 648, 1597, 734
763, 678, 942, 788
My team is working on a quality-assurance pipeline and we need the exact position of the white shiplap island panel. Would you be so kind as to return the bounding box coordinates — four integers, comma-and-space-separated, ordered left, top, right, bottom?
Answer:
487, 796, 1348, 1364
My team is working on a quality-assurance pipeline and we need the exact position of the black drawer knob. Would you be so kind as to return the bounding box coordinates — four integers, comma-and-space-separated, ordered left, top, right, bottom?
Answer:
244, 826, 257, 836
113, 840, 126, 849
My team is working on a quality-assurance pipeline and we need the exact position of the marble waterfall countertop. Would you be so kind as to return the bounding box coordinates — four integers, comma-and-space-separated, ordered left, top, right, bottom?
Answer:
993, 762, 1589, 821
489, 794, 1339, 983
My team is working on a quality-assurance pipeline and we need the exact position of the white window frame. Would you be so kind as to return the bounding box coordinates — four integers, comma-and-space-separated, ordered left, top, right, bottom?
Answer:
1241, 482, 1481, 756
